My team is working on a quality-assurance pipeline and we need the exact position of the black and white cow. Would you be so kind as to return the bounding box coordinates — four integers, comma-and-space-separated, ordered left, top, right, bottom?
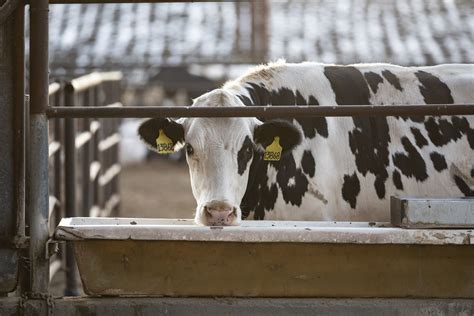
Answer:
138, 61, 474, 226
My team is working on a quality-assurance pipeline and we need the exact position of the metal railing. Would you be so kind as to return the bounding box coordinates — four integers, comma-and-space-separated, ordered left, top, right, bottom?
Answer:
47, 103, 474, 118
46, 72, 122, 294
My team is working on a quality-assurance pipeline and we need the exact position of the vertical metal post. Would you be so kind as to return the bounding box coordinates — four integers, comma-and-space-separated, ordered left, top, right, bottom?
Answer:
13, 0, 26, 250
53, 91, 62, 221
0, 0, 23, 295
64, 84, 79, 295
28, 0, 50, 295
82, 91, 91, 216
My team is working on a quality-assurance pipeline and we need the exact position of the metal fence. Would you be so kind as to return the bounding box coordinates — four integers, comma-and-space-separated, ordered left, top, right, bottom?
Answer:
47, 72, 122, 293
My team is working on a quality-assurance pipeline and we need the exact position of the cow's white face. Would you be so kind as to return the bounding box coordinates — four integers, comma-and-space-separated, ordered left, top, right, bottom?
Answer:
138, 89, 301, 226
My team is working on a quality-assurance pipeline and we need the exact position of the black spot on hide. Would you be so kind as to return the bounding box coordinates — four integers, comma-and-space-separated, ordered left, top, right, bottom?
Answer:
392, 170, 403, 190
341, 173, 360, 209
424, 116, 473, 148
325, 65, 391, 200
237, 95, 253, 106
276, 154, 309, 207
415, 71, 454, 104
392, 137, 428, 181
381, 70, 403, 91
301, 150, 315, 178
410, 127, 428, 148
242, 83, 328, 139
454, 175, 474, 197
430, 152, 448, 172
240, 152, 278, 220
237, 136, 254, 175
348, 116, 391, 199
239, 83, 328, 219
324, 66, 371, 105
364, 71, 384, 94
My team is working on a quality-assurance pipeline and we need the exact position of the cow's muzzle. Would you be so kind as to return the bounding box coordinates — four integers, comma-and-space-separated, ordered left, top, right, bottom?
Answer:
200, 200, 239, 226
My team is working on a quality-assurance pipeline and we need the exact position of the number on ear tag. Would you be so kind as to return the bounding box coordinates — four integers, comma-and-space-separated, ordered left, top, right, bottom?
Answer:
156, 129, 174, 154
264, 136, 282, 161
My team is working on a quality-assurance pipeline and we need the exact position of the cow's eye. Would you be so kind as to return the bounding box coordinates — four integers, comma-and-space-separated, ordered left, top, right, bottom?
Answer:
243, 144, 253, 157
186, 143, 194, 156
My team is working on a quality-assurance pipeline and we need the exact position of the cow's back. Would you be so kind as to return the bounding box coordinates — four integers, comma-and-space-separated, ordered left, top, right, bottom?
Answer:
226, 62, 473, 221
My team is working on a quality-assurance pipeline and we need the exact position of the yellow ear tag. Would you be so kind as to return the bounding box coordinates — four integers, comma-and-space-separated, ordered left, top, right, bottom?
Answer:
264, 136, 282, 161
156, 129, 174, 154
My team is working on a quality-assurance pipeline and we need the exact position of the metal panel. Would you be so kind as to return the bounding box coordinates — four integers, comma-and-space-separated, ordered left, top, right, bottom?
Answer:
391, 197, 474, 228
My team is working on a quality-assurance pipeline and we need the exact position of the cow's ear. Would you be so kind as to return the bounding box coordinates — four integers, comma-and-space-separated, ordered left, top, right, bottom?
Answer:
254, 119, 301, 153
138, 118, 184, 153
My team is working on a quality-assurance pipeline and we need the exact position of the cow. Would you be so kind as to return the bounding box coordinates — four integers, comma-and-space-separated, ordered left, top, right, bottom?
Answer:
138, 61, 474, 226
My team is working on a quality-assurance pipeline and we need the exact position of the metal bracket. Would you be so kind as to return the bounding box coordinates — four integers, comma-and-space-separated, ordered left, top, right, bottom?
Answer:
45, 239, 61, 259
19, 292, 55, 316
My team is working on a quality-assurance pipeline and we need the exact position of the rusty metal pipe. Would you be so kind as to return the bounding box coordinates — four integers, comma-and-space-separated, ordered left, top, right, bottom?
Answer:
12, 1, 26, 246
46, 104, 474, 118
28, 0, 50, 294
64, 84, 80, 296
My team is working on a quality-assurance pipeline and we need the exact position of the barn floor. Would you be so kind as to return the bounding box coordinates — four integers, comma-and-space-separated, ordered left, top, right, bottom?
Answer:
119, 157, 195, 219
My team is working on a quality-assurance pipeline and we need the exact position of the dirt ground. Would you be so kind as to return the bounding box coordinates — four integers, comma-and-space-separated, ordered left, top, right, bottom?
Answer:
118, 157, 196, 219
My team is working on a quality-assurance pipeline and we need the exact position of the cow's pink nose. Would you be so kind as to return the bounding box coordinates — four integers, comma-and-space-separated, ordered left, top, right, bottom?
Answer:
204, 205, 237, 226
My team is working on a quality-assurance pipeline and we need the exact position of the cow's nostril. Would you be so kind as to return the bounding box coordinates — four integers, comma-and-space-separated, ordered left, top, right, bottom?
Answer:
204, 206, 212, 217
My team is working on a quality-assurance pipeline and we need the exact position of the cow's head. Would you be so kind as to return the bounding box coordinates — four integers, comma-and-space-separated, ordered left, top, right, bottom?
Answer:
138, 89, 301, 226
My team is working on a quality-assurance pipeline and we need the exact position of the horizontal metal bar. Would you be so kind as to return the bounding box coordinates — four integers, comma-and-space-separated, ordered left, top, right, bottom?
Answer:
46, 104, 474, 119
50, 0, 248, 4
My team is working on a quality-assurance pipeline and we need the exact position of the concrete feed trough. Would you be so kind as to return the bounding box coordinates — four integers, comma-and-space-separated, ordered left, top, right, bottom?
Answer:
55, 217, 474, 298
